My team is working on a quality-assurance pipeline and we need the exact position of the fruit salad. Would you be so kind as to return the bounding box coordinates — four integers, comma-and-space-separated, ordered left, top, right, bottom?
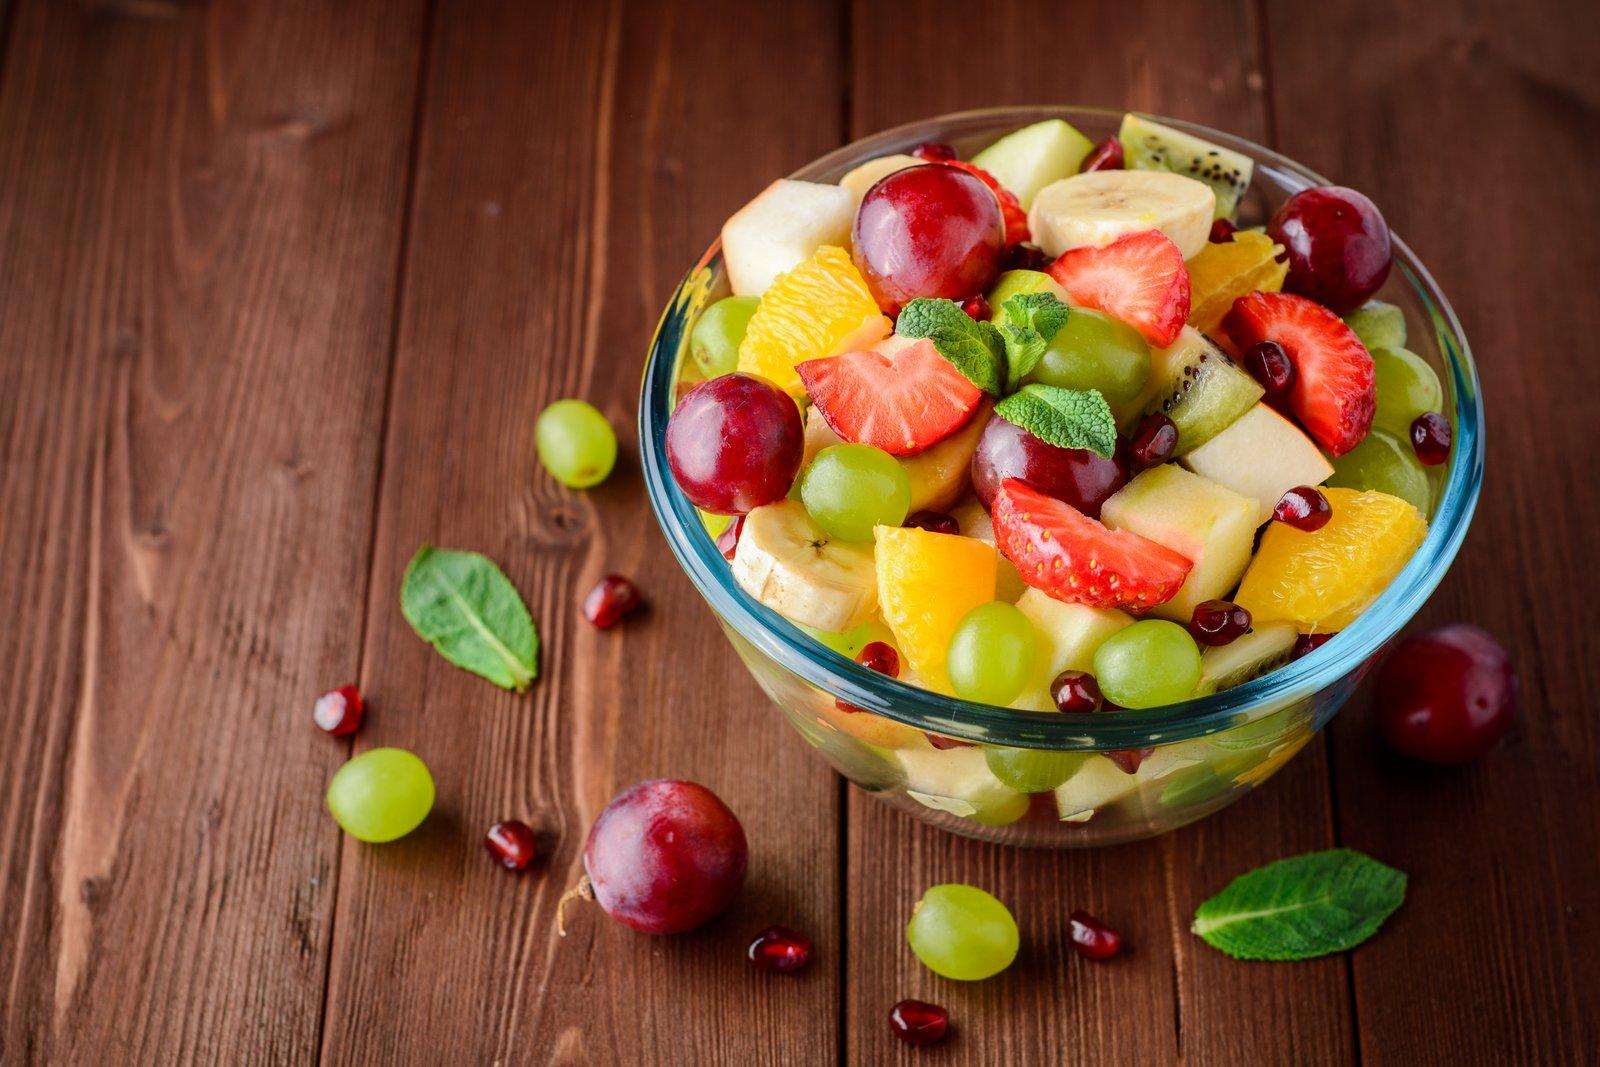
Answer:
665, 113, 1451, 836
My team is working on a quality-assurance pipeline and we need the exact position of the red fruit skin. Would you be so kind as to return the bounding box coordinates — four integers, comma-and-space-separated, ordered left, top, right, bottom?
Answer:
485, 820, 539, 871
1224, 291, 1375, 457
1068, 910, 1123, 959
747, 925, 812, 973
853, 165, 1005, 316
313, 685, 364, 736
1267, 185, 1392, 314
1047, 230, 1191, 347
1375, 624, 1517, 764
940, 159, 1030, 246
582, 574, 643, 628
582, 779, 748, 934
889, 1000, 950, 1047
715, 515, 745, 560
665, 373, 805, 514
795, 338, 981, 456
970, 413, 1127, 517
1080, 136, 1123, 172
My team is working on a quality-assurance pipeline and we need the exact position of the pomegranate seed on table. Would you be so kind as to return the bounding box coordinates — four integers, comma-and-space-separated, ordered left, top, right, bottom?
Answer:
313, 685, 364, 736
1410, 411, 1451, 465
1051, 670, 1102, 713
1293, 631, 1337, 659
747, 925, 812, 973
904, 510, 960, 535
1189, 600, 1252, 647
889, 999, 950, 1047
485, 820, 539, 871
960, 294, 991, 321
1068, 910, 1123, 960
1242, 340, 1296, 405
1128, 411, 1179, 470
911, 141, 957, 161
1080, 135, 1123, 172
1208, 218, 1239, 243
1273, 486, 1332, 532
836, 641, 900, 714
1374, 623, 1516, 764
715, 515, 745, 560
583, 574, 643, 628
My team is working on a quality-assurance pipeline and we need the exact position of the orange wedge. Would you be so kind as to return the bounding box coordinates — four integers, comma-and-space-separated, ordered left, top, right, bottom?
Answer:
1186, 231, 1288, 336
737, 245, 890, 394
875, 526, 997, 694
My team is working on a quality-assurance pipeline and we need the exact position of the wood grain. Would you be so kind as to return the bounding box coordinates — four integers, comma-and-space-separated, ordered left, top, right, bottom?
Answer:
0, 0, 426, 1062
315, 1, 847, 1062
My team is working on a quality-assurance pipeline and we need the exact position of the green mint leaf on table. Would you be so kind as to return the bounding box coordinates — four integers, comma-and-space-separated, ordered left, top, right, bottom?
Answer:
895, 297, 1005, 396
998, 323, 1047, 393
1192, 848, 1407, 961
993, 384, 1116, 458
401, 546, 539, 692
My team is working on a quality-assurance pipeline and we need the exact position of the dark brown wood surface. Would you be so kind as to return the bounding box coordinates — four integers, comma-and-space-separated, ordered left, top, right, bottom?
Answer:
0, 1, 1593, 1064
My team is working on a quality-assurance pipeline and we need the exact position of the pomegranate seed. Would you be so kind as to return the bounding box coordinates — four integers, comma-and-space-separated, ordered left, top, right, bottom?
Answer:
1080, 136, 1123, 172
1273, 486, 1332, 532
1293, 631, 1337, 659
1068, 910, 1123, 959
835, 640, 900, 714
1051, 670, 1102, 713
1128, 412, 1178, 470
747, 925, 812, 973
889, 999, 949, 1047
583, 574, 643, 628
926, 733, 975, 750
485, 820, 539, 871
911, 141, 957, 162
715, 515, 745, 560
1001, 242, 1051, 272
960, 295, 991, 321
1209, 218, 1239, 243
1105, 747, 1153, 774
1189, 600, 1252, 647
313, 685, 364, 736
905, 510, 960, 535
1242, 340, 1295, 405
1410, 411, 1451, 466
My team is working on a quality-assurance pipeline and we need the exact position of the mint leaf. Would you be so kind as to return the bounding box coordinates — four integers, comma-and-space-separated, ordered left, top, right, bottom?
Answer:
1002, 291, 1072, 341
895, 298, 1005, 395
1192, 848, 1406, 961
993, 384, 1116, 457
402, 546, 539, 691
999, 323, 1047, 393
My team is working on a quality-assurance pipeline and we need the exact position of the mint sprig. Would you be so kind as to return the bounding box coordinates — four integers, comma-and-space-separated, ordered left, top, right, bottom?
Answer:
895, 298, 1005, 395
993, 384, 1116, 457
1192, 848, 1407, 961
999, 292, 1072, 392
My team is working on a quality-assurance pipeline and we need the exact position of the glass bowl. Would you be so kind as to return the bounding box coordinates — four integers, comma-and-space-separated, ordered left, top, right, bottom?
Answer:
638, 106, 1483, 847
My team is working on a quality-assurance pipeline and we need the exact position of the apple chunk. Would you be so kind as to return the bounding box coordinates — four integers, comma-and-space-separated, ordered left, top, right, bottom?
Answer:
1009, 590, 1132, 711
721, 179, 854, 297
1181, 403, 1334, 527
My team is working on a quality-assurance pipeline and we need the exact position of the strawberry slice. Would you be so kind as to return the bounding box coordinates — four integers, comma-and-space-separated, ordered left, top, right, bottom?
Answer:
940, 160, 1029, 246
796, 338, 982, 456
1224, 291, 1375, 456
1046, 230, 1190, 346
992, 479, 1192, 611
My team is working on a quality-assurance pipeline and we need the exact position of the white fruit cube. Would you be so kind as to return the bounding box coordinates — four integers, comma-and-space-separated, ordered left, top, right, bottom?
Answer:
1181, 404, 1335, 526
1101, 465, 1258, 623
970, 119, 1094, 210
721, 179, 855, 297
896, 745, 1026, 823
1009, 590, 1132, 711
838, 154, 920, 209
1053, 743, 1207, 821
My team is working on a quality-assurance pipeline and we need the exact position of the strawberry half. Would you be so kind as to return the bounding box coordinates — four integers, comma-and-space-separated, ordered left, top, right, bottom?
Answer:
1224, 290, 1375, 456
992, 479, 1192, 611
1046, 230, 1190, 346
796, 338, 982, 456
941, 160, 1029, 246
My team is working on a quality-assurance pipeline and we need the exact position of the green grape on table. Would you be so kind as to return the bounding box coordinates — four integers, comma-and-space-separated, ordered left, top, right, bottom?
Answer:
906, 883, 1020, 981
1029, 307, 1151, 412
1093, 620, 1202, 709
1328, 428, 1431, 513
799, 618, 895, 659
326, 748, 435, 843
947, 602, 1036, 706
1370, 346, 1442, 438
984, 746, 1089, 793
536, 398, 617, 488
690, 295, 759, 378
799, 443, 911, 542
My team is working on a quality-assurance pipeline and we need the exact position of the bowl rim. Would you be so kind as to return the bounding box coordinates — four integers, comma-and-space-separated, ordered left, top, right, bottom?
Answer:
638, 105, 1484, 751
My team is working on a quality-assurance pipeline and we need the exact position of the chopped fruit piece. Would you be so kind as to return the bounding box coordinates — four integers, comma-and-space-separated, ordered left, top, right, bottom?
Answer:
1209, 218, 1238, 242
971, 118, 1095, 209
667, 373, 805, 514
1135, 326, 1263, 455
1185, 230, 1289, 335
803, 395, 992, 515
1225, 290, 1376, 456
875, 525, 997, 693
1236, 488, 1427, 632
1068, 910, 1123, 959
1048, 230, 1192, 347
912, 141, 957, 161
905, 510, 959, 535
853, 164, 1005, 316
1052, 669, 1103, 712
582, 574, 644, 628
1293, 632, 1336, 659
951, 498, 1028, 602
797, 338, 982, 456
1273, 485, 1332, 532
485, 820, 539, 871
941, 159, 1030, 245
1119, 113, 1255, 220
1267, 185, 1392, 313
1009, 589, 1132, 711
1343, 299, 1407, 351
889, 1000, 950, 1047
907, 883, 1020, 979
1411, 411, 1452, 466
1189, 600, 1252, 647
1241, 340, 1295, 406
737, 245, 890, 395
732, 501, 878, 632
992, 479, 1192, 613
971, 411, 1128, 517
1128, 412, 1178, 470
715, 515, 745, 560
1080, 136, 1123, 172
721, 179, 855, 297
835, 640, 901, 716
748, 925, 813, 973
837, 153, 919, 209
1181, 403, 1334, 526
895, 745, 1028, 825
313, 684, 364, 736
1196, 621, 1298, 694
1374, 624, 1516, 764
1101, 465, 1257, 623
1030, 171, 1214, 260
1052, 741, 1210, 821
1093, 619, 1202, 708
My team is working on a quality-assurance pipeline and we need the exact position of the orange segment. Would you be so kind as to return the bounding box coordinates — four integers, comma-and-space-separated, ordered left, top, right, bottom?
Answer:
737, 245, 890, 394
874, 526, 997, 694
1235, 488, 1427, 632
1186, 231, 1289, 336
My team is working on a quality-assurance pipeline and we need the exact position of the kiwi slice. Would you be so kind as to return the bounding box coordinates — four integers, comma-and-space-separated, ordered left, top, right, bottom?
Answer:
1196, 622, 1299, 697
1119, 113, 1254, 220
1142, 331, 1264, 455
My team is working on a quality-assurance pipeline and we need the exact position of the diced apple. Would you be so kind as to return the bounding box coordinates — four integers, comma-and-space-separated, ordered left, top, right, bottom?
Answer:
838, 153, 920, 209
1009, 591, 1132, 711
896, 745, 1029, 826
1053, 742, 1208, 821
951, 498, 1028, 603
721, 179, 855, 297
970, 119, 1095, 210
1181, 403, 1335, 526
1101, 465, 1257, 623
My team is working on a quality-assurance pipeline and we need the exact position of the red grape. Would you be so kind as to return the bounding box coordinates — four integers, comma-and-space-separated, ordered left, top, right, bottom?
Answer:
853, 165, 1004, 316
970, 413, 1127, 517
665, 373, 803, 514
1267, 186, 1393, 314
1374, 624, 1516, 764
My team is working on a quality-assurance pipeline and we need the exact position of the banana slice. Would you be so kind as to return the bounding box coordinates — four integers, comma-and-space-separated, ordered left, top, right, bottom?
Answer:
732, 500, 877, 632
1028, 170, 1216, 260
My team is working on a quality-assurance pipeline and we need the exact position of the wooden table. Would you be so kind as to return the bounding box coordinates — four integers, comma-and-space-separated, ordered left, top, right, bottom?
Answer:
3, 1, 1596, 1062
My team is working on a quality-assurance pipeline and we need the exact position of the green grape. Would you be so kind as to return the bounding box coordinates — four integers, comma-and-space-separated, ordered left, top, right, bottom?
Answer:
1343, 299, 1407, 351
1328, 428, 1431, 513
326, 748, 435, 843
984, 746, 1089, 793
1370, 346, 1442, 438
799, 443, 911, 542
947, 602, 1036, 706
1093, 620, 1202, 709
798, 619, 895, 659
985, 269, 1060, 317
535, 399, 617, 488
690, 296, 759, 378
906, 883, 1020, 981
1029, 308, 1151, 410
966, 786, 1031, 826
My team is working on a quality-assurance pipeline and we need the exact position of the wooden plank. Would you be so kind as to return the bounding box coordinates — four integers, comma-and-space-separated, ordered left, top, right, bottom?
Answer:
316, 1, 847, 1062
845, 1, 1354, 1062
0, 1, 426, 1062
1265, 0, 1600, 1061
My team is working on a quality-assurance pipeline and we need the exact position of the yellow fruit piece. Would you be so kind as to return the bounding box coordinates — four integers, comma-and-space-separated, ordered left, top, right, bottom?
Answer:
737, 245, 890, 394
874, 526, 997, 694
1236, 488, 1428, 632
1186, 231, 1289, 336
